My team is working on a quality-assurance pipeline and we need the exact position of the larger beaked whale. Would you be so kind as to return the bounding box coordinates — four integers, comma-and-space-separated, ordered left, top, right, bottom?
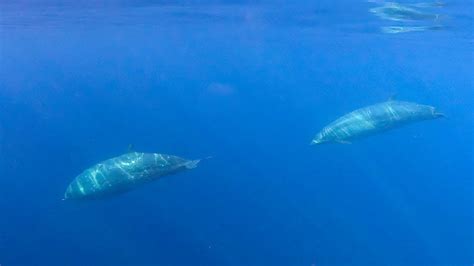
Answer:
64, 152, 203, 200
311, 98, 444, 145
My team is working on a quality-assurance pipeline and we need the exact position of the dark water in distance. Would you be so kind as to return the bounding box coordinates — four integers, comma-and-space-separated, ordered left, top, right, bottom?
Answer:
0, 1, 473, 265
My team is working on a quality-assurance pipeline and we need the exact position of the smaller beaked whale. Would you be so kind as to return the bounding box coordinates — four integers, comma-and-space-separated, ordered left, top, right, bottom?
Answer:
311, 97, 444, 145
369, 2, 443, 22
64, 152, 206, 200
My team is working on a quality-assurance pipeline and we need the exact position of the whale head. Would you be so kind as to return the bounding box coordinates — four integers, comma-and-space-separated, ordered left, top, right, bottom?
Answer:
63, 184, 80, 200
310, 133, 327, 145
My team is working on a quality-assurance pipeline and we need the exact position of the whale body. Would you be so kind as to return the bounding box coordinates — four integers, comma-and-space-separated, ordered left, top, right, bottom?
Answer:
370, 2, 440, 22
64, 152, 201, 200
311, 100, 444, 145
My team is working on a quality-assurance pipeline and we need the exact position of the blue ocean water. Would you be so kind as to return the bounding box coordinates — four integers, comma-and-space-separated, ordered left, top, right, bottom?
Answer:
0, 0, 473, 265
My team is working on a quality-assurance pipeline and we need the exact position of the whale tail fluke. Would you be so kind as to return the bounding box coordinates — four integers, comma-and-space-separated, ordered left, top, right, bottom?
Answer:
184, 156, 212, 169
184, 159, 201, 169
434, 112, 447, 119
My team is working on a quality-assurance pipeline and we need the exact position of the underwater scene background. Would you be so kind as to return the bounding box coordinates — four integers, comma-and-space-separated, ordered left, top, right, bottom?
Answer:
0, 0, 473, 265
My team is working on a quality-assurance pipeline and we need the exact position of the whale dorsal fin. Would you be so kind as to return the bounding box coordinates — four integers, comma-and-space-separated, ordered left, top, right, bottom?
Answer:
388, 93, 398, 101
